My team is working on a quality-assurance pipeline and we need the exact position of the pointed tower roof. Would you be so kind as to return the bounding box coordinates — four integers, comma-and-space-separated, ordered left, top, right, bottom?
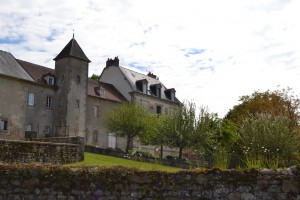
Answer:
54, 38, 91, 63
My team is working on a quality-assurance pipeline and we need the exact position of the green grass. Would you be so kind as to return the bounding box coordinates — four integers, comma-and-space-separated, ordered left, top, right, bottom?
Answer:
65, 152, 183, 172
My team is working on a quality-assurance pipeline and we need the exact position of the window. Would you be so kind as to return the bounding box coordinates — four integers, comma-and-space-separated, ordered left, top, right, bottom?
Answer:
46, 96, 53, 109
165, 88, 176, 101
157, 106, 162, 114
136, 79, 148, 94
44, 126, 51, 137
94, 105, 99, 118
99, 88, 105, 97
48, 77, 54, 85
28, 93, 35, 106
150, 84, 162, 98
0, 120, 8, 130
25, 124, 32, 131
75, 100, 80, 108
93, 130, 98, 145
76, 75, 81, 83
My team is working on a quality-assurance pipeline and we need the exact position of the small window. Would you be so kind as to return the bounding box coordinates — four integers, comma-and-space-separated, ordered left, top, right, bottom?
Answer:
99, 88, 105, 97
76, 100, 80, 108
77, 75, 81, 83
157, 106, 162, 114
0, 120, 8, 130
44, 126, 51, 137
25, 124, 32, 131
46, 96, 53, 109
94, 105, 99, 118
48, 77, 54, 85
28, 93, 35, 106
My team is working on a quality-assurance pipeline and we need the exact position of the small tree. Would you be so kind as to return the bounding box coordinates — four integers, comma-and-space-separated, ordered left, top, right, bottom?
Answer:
139, 114, 170, 160
163, 101, 196, 160
104, 103, 156, 153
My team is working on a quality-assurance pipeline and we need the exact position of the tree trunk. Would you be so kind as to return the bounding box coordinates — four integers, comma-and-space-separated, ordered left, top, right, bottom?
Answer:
160, 145, 163, 160
125, 135, 131, 154
179, 147, 183, 160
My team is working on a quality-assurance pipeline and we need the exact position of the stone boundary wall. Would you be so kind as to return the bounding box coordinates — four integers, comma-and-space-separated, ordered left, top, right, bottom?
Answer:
0, 164, 299, 199
0, 139, 83, 164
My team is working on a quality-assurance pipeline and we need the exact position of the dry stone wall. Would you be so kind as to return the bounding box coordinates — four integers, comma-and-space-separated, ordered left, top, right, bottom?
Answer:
0, 165, 299, 199
0, 139, 83, 164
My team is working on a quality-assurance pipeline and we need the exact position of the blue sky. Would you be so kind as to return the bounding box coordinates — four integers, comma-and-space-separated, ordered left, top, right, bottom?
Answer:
0, 0, 299, 117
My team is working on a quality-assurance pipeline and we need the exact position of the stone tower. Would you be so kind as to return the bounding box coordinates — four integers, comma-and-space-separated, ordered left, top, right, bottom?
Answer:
53, 37, 90, 137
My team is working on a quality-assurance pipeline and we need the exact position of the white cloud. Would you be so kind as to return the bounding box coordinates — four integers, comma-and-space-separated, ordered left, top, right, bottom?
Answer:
0, 0, 299, 117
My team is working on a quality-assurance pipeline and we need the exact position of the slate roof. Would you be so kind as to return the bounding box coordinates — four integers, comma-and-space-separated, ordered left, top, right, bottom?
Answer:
118, 66, 179, 103
0, 50, 34, 81
53, 38, 91, 63
17, 59, 54, 86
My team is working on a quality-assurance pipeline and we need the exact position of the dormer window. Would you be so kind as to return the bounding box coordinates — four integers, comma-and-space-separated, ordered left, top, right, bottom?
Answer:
94, 86, 105, 98
43, 74, 55, 86
150, 84, 162, 98
165, 88, 176, 102
136, 79, 148, 94
99, 87, 105, 97
48, 77, 54, 85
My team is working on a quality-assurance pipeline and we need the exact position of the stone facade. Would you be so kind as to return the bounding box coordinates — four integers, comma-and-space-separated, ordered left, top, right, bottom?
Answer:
0, 38, 127, 150
0, 38, 180, 154
0, 165, 299, 199
0, 75, 54, 139
100, 59, 180, 155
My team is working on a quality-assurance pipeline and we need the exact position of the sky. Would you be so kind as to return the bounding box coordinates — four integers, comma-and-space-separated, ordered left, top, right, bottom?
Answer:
0, 0, 299, 117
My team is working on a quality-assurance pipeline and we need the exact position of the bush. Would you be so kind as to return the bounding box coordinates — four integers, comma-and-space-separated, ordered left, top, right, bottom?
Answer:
129, 150, 155, 160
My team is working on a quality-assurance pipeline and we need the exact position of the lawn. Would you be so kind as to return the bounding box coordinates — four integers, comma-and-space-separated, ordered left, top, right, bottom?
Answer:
65, 152, 183, 172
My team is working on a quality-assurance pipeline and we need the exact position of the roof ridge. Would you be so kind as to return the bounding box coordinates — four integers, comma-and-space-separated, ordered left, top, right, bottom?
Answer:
17, 59, 54, 71
119, 65, 159, 81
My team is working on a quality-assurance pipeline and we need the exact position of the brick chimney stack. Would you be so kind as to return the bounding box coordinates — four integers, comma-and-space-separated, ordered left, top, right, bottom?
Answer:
106, 57, 119, 67
147, 72, 157, 79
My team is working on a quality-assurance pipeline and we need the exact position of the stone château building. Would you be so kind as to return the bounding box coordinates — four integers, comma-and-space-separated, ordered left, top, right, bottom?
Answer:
0, 37, 180, 153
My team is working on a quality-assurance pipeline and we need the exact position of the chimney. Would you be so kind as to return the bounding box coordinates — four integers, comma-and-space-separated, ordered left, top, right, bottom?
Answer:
106, 56, 119, 67
147, 72, 157, 79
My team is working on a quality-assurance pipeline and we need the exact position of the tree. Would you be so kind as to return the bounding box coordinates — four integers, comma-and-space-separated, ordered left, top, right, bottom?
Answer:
90, 74, 100, 80
238, 113, 300, 167
139, 114, 170, 160
104, 103, 157, 153
162, 102, 197, 160
225, 87, 300, 131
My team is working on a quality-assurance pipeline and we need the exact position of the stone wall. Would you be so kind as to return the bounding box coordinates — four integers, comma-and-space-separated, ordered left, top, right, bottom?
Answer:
0, 164, 299, 199
0, 139, 83, 164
